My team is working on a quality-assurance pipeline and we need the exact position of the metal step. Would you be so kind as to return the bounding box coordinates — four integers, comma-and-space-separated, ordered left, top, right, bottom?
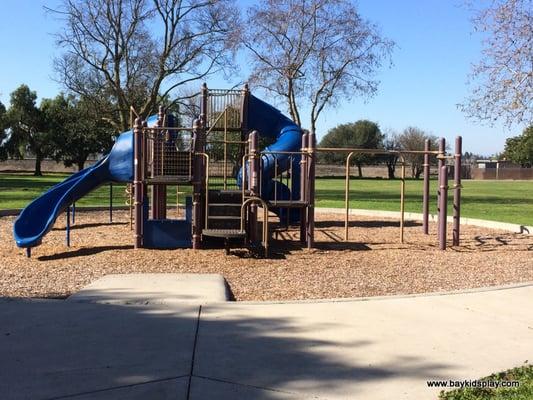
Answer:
208, 189, 243, 203
208, 202, 242, 217
268, 200, 308, 208
202, 229, 246, 238
207, 215, 241, 220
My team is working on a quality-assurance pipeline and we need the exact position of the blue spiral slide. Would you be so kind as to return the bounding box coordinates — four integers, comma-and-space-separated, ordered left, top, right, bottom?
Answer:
246, 95, 303, 218
13, 97, 302, 250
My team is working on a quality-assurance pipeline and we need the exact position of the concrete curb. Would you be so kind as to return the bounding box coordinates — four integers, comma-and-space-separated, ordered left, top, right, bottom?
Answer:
227, 281, 533, 306
316, 207, 532, 235
67, 273, 231, 305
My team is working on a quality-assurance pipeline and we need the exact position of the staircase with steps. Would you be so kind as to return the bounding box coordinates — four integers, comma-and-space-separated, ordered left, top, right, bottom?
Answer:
202, 190, 246, 242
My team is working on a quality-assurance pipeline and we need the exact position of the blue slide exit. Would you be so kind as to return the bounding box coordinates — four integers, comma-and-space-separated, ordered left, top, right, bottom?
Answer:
13, 116, 157, 249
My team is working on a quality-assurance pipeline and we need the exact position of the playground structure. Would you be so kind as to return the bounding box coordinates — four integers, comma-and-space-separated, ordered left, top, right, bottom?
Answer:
13, 84, 463, 257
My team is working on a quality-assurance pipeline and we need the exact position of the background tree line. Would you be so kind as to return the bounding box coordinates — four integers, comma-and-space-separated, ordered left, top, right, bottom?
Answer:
318, 121, 440, 179
0, 85, 113, 175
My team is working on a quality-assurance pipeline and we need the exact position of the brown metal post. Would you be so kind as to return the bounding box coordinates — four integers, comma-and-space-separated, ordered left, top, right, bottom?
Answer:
249, 130, 259, 241
438, 165, 448, 250
436, 138, 445, 240
300, 132, 308, 243
240, 84, 250, 142
133, 117, 143, 248
422, 139, 430, 234
307, 132, 316, 249
400, 156, 406, 243
200, 83, 208, 130
453, 136, 462, 246
152, 106, 167, 220
192, 118, 203, 249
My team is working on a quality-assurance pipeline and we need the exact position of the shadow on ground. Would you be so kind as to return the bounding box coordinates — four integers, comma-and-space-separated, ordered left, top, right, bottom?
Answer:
0, 298, 450, 399
37, 245, 133, 261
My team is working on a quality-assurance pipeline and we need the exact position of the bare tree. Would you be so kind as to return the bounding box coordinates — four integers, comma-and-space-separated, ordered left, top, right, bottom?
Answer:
460, 0, 532, 126
383, 129, 400, 179
397, 127, 438, 179
51, 0, 240, 132
244, 0, 393, 134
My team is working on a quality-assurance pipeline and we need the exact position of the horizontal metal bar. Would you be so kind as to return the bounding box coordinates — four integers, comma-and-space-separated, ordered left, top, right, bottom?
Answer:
316, 147, 441, 155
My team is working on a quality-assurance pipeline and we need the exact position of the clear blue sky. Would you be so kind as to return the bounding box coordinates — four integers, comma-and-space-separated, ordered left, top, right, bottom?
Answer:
0, 0, 520, 155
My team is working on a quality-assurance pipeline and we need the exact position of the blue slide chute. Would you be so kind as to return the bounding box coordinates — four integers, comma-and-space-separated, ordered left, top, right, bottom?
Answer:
13, 116, 157, 249
246, 95, 303, 205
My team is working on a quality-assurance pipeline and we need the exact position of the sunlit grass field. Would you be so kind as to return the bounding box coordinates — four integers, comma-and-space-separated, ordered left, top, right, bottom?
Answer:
1, 173, 532, 225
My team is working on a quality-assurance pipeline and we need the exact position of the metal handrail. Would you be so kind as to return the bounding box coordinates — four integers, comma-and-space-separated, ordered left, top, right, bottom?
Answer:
240, 197, 269, 257
195, 152, 210, 229
317, 147, 441, 156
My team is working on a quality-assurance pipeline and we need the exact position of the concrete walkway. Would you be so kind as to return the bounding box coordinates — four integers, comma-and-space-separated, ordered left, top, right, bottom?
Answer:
1, 280, 532, 400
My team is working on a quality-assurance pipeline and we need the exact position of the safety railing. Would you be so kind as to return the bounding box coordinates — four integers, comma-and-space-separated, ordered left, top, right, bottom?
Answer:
144, 126, 194, 183
240, 197, 270, 257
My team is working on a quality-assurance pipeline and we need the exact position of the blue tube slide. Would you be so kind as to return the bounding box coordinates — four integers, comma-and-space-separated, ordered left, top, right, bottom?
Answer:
13, 116, 158, 249
245, 95, 303, 208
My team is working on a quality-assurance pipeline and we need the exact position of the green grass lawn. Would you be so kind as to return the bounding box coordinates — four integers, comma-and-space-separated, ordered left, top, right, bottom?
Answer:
439, 365, 533, 400
1, 172, 532, 225
0, 173, 191, 209
315, 177, 533, 226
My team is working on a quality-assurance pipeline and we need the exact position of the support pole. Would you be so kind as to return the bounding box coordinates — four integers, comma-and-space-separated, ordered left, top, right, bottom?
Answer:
307, 132, 316, 249
133, 117, 143, 249
453, 136, 462, 246
240, 83, 250, 146
66, 206, 71, 247
344, 152, 355, 241
72, 203, 76, 224
300, 132, 308, 243
109, 183, 113, 223
438, 165, 448, 250
400, 157, 406, 243
200, 83, 208, 131
422, 139, 430, 234
437, 138, 446, 240
223, 110, 228, 190
128, 184, 133, 230
192, 118, 204, 249
249, 130, 259, 242
152, 106, 166, 220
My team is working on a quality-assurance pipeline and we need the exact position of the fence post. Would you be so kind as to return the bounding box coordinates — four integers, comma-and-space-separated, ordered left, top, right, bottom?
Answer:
133, 117, 143, 249
422, 139, 430, 234
453, 136, 462, 246
438, 165, 448, 250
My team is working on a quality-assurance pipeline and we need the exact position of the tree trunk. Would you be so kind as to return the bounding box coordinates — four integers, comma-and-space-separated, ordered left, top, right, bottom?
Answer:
357, 163, 363, 178
415, 166, 422, 179
77, 161, 85, 171
387, 164, 395, 179
34, 155, 43, 176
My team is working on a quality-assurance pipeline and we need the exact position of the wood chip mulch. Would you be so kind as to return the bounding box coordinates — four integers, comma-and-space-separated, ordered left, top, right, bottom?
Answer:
1, 211, 532, 301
